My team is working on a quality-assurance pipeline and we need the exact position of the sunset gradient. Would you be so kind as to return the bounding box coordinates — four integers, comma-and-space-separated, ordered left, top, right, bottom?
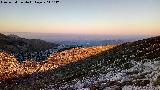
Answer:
0, 0, 160, 35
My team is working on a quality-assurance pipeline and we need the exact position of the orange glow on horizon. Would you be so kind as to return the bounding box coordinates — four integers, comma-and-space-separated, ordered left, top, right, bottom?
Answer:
0, 20, 159, 35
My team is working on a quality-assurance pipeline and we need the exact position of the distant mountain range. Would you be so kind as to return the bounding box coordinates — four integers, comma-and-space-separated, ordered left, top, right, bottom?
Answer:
0, 35, 160, 89
2, 32, 151, 41
55, 40, 124, 46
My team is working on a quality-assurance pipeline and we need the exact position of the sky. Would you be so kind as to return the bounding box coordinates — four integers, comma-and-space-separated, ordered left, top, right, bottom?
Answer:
0, 0, 160, 35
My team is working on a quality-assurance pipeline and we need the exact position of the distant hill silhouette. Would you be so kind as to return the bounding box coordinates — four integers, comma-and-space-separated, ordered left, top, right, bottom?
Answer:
7, 34, 21, 39
0, 33, 58, 60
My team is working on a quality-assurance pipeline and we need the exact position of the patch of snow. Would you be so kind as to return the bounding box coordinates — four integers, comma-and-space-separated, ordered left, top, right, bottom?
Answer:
110, 73, 126, 81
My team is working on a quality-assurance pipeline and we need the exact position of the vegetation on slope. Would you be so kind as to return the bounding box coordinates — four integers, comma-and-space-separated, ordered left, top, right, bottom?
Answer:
0, 36, 160, 90
0, 45, 114, 81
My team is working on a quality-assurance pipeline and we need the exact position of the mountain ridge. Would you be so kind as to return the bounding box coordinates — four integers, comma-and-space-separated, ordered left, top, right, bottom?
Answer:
0, 35, 160, 90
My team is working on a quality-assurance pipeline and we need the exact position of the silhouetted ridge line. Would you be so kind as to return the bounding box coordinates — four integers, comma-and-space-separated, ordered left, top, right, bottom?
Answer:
0, 33, 58, 61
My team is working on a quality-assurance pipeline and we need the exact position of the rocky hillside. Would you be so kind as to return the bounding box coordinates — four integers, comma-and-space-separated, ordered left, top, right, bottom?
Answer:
0, 33, 58, 61
0, 36, 160, 90
40, 45, 115, 71
0, 45, 114, 80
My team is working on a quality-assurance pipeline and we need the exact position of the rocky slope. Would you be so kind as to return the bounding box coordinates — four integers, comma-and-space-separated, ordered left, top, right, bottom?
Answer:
0, 52, 20, 80
0, 45, 114, 81
0, 36, 160, 90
